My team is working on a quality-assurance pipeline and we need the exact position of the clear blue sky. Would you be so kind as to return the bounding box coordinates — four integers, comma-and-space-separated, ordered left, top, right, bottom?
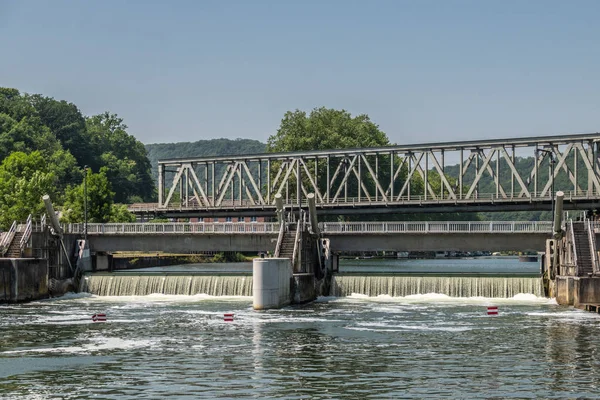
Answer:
1, 0, 598, 145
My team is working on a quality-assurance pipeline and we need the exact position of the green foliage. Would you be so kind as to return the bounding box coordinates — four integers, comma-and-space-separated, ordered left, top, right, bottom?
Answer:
0, 87, 156, 228
210, 252, 247, 263
211, 252, 227, 263
61, 169, 115, 223
145, 138, 266, 184
86, 112, 155, 203
0, 152, 57, 229
267, 107, 390, 152
110, 204, 137, 223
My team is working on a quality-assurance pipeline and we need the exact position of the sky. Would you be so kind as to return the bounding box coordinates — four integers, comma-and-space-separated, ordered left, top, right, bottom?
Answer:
0, 0, 598, 146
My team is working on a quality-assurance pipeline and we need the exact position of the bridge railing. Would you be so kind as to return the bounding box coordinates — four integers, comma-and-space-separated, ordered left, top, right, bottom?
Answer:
320, 221, 554, 233
56, 220, 566, 235
129, 190, 600, 213
63, 222, 279, 234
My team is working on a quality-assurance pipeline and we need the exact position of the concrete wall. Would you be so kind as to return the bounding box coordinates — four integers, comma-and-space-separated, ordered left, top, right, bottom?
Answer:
0, 259, 48, 303
292, 273, 316, 304
328, 233, 550, 252
554, 276, 600, 308
86, 233, 277, 253
573, 277, 600, 307
555, 276, 575, 305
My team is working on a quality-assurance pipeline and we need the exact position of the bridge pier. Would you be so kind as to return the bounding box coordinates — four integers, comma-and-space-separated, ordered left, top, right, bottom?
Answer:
252, 258, 292, 310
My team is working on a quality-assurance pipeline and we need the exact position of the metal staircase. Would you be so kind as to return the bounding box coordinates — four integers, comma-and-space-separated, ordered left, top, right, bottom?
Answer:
1, 215, 33, 258
277, 225, 296, 260
572, 221, 594, 276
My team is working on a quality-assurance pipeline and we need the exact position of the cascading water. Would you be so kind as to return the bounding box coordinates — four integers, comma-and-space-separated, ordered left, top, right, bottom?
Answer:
330, 275, 544, 298
80, 273, 252, 296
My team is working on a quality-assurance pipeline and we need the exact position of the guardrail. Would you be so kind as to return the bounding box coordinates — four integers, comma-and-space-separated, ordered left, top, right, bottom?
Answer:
19, 214, 32, 251
129, 190, 600, 212
321, 221, 555, 233
63, 222, 279, 235
0, 221, 17, 254
55, 220, 566, 235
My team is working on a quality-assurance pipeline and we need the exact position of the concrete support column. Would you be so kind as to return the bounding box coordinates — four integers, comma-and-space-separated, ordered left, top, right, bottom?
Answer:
253, 258, 292, 310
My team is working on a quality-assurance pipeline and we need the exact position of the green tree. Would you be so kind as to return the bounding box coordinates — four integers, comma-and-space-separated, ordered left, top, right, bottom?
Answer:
110, 204, 136, 222
267, 107, 390, 152
86, 112, 155, 202
0, 151, 57, 229
27, 94, 93, 167
62, 169, 115, 223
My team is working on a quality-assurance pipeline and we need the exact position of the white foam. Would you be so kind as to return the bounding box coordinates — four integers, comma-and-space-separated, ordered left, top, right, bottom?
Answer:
354, 321, 473, 332
340, 292, 554, 305
76, 293, 252, 303
2, 336, 157, 355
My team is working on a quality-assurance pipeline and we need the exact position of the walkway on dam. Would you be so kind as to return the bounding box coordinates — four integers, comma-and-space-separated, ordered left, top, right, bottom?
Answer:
41, 220, 585, 253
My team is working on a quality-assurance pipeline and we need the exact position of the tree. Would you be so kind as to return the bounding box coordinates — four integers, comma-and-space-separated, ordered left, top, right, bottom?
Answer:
62, 169, 115, 223
27, 94, 93, 167
267, 107, 390, 152
110, 204, 136, 223
86, 112, 155, 202
0, 151, 57, 229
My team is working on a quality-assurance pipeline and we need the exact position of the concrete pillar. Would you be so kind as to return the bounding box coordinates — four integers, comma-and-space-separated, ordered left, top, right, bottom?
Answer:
253, 258, 292, 310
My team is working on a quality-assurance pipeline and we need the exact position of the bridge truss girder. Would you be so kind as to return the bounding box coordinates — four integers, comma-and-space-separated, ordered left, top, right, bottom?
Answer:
156, 133, 600, 216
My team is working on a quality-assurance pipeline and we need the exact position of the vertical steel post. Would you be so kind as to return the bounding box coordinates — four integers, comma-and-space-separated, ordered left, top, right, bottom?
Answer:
83, 165, 88, 242
459, 149, 463, 200
158, 163, 164, 208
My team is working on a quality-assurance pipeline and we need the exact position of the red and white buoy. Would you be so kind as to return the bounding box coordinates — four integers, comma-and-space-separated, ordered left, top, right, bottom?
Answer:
487, 306, 498, 316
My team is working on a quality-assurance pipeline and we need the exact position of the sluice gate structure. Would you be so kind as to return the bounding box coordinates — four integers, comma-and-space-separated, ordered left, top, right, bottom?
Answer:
6, 132, 600, 307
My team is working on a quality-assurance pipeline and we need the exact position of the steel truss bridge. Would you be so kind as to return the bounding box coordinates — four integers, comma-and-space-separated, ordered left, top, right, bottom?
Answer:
144, 133, 600, 217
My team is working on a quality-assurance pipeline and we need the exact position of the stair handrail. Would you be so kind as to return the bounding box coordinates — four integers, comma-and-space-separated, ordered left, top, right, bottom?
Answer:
569, 219, 578, 276
586, 218, 599, 275
19, 214, 33, 252
274, 218, 286, 257
291, 212, 304, 272
0, 221, 17, 255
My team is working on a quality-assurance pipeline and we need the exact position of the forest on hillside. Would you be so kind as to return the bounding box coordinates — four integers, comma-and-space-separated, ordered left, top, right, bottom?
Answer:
145, 139, 265, 182
0, 87, 153, 227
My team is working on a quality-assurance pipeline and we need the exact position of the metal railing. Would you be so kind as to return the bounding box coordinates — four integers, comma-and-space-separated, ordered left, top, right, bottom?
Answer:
0, 221, 17, 254
569, 220, 578, 276
320, 221, 554, 234
63, 222, 279, 235
587, 218, 599, 275
130, 189, 600, 213
19, 214, 32, 252
53, 220, 563, 235
274, 220, 285, 257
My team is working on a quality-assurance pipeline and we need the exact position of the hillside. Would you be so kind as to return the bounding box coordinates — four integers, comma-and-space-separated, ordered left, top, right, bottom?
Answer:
145, 138, 266, 181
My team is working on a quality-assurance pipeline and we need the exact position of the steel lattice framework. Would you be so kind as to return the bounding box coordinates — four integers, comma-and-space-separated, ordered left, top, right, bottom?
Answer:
151, 133, 600, 217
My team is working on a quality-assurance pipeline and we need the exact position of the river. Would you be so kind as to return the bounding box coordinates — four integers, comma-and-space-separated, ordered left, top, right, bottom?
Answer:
2, 257, 600, 399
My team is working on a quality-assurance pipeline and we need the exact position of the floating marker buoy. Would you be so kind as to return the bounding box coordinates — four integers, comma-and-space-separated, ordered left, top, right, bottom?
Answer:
224, 313, 234, 322
92, 313, 107, 322
487, 306, 498, 316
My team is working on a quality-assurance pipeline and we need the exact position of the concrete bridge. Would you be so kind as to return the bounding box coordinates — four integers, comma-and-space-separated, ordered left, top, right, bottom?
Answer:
53, 220, 585, 253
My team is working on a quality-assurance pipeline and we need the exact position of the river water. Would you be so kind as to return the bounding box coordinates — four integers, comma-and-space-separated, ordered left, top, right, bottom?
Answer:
2, 258, 600, 399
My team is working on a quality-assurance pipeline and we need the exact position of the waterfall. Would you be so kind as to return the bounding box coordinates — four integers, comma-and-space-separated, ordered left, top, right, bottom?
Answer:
80, 274, 252, 296
331, 275, 544, 298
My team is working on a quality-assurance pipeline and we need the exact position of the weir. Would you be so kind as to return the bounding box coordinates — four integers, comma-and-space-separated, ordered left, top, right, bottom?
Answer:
331, 274, 544, 298
79, 271, 544, 299
80, 273, 252, 297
